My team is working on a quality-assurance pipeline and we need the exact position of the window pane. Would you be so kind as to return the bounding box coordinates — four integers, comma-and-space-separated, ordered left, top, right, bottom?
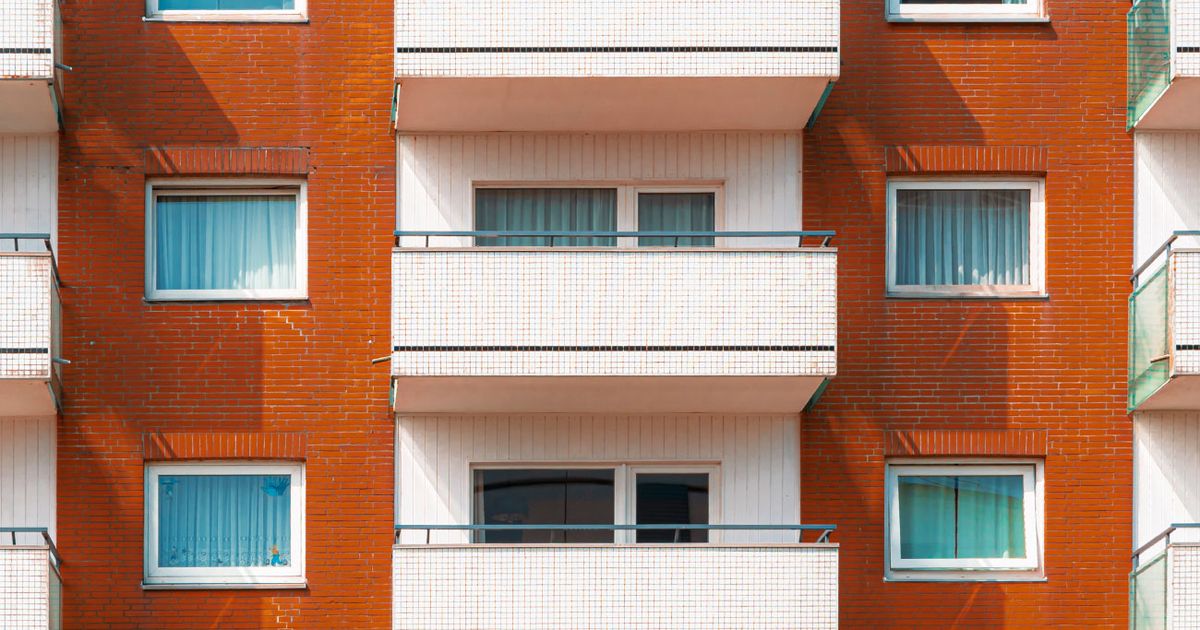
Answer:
898, 476, 956, 559
638, 193, 715, 247
474, 188, 617, 246
155, 194, 297, 291
158, 474, 292, 568
473, 469, 614, 543
957, 475, 1026, 559
158, 0, 295, 9
895, 189, 1030, 286
635, 473, 709, 543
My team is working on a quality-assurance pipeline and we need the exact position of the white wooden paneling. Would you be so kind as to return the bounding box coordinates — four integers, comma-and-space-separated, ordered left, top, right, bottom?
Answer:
1134, 412, 1200, 550
0, 134, 56, 253
1134, 132, 1200, 269
397, 132, 802, 247
396, 414, 800, 543
0, 416, 55, 544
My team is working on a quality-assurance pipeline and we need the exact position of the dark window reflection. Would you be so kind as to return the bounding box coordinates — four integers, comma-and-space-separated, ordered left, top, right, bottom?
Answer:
473, 469, 614, 543
635, 473, 710, 543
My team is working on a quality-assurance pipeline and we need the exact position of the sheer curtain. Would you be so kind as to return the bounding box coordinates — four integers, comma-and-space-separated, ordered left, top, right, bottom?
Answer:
155, 195, 297, 291
158, 474, 292, 568
638, 192, 716, 247
899, 474, 1025, 559
898, 476, 956, 559
475, 189, 617, 246
895, 189, 1030, 286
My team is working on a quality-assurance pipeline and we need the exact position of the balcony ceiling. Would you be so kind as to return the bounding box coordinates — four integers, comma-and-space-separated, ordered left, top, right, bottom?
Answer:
0, 81, 58, 133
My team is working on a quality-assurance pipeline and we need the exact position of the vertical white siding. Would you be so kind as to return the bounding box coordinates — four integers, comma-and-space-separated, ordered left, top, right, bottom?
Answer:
0, 134, 56, 253
397, 132, 802, 246
395, 414, 800, 543
1134, 412, 1200, 549
1134, 132, 1200, 269
0, 416, 55, 544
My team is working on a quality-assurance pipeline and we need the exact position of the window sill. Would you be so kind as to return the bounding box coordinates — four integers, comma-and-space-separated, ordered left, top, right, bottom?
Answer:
886, 291, 1049, 301
143, 12, 308, 23
886, 13, 1049, 24
885, 572, 1046, 583
142, 580, 307, 590
144, 294, 310, 303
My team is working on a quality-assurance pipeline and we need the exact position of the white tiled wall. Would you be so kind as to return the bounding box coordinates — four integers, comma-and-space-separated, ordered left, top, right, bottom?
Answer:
0, 255, 52, 380
1178, 0, 1200, 76
391, 249, 836, 377
0, 0, 55, 79
394, 0, 839, 78
392, 544, 838, 630
0, 547, 52, 630
1177, 545, 1200, 629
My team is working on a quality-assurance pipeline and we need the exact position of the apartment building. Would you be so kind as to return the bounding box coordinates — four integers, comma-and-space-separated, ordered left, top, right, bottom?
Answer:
0, 0, 1135, 628
1128, 1, 1200, 628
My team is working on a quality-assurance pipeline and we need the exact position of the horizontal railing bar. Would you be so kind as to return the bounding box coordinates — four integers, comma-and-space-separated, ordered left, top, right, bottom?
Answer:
0, 527, 62, 567
1131, 523, 1200, 567
0, 233, 52, 240
395, 524, 835, 531
1131, 230, 1200, 285
395, 230, 835, 239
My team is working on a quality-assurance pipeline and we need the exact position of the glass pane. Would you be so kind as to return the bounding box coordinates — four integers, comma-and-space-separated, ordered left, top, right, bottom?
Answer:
155, 195, 297, 291
900, 0, 1026, 4
159, 0, 294, 9
635, 473, 709, 543
157, 474, 292, 568
898, 476, 956, 559
957, 475, 1026, 559
473, 469, 614, 543
638, 193, 716, 247
474, 188, 617, 246
895, 189, 1030, 286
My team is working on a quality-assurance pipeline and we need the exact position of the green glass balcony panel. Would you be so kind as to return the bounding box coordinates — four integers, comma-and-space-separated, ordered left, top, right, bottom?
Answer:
1130, 263, 1171, 410
1130, 550, 1168, 630
1128, 0, 1172, 128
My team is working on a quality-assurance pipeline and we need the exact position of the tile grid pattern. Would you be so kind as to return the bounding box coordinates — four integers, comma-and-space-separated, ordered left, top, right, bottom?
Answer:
0, 255, 52, 379
393, 545, 838, 630
1174, 545, 1200, 628
0, 0, 54, 79
1179, 0, 1200, 75
391, 249, 837, 377
0, 548, 50, 630
394, 0, 838, 77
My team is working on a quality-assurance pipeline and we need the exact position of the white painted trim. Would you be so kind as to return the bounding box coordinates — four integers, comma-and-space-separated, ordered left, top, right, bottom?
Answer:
144, 461, 306, 587
886, 0, 1045, 22
884, 460, 1044, 578
886, 177, 1047, 299
144, 0, 307, 22
144, 179, 308, 301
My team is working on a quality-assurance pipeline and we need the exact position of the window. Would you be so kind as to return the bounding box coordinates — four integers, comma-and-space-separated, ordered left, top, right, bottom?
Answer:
144, 462, 305, 587
886, 179, 1045, 298
886, 462, 1042, 577
471, 465, 717, 544
146, 180, 307, 301
472, 185, 721, 247
145, 0, 306, 21
886, 0, 1045, 22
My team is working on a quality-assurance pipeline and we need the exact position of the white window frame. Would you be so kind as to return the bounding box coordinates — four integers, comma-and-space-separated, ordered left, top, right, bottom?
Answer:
469, 463, 720, 544
886, 178, 1046, 299
145, 178, 308, 301
144, 0, 307, 22
144, 461, 305, 588
885, 460, 1044, 579
886, 0, 1046, 23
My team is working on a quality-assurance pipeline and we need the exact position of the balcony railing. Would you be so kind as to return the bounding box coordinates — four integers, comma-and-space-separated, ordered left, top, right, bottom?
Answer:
390, 230, 837, 412
392, 524, 838, 630
0, 0, 63, 131
1128, 0, 1200, 128
0, 528, 62, 630
1131, 524, 1200, 629
0, 234, 62, 416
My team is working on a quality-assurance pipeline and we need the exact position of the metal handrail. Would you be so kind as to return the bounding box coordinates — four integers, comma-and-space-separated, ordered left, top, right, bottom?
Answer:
0, 527, 63, 568
395, 523, 836, 545
1132, 523, 1200, 568
394, 230, 835, 248
0, 232, 62, 287
1132, 231, 1200, 286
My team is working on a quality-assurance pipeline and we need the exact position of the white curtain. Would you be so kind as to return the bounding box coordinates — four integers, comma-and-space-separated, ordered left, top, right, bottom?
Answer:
158, 474, 292, 568
155, 195, 297, 291
895, 189, 1030, 286
638, 192, 715, 247
475, 189, 617, 246
899, 474, 1025, 559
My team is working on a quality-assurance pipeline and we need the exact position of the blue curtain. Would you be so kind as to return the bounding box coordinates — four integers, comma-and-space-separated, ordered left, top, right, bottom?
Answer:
155, 195, 297, 291
895, 189, 1030, 286
474, 189, 617, 246
638, 193, 715, 247
158, 474, 292, 568
898, 474, 1025, 560
159, 0, 294, 10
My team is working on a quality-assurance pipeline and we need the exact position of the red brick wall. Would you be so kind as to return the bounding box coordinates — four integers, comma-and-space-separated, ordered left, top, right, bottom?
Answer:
803, 0, 1133, 627
56, 0, 395, 626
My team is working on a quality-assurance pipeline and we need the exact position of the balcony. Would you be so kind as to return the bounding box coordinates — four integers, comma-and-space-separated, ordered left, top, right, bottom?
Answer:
0, 0, 62, 132
392, 0, 839, 131
390, 231, 837, 413
0, 528, 62, 630
1128, 0, 1200, 129
392, 524, 838, 630
1131, 524, 1200, 629
0, 237, 61, 416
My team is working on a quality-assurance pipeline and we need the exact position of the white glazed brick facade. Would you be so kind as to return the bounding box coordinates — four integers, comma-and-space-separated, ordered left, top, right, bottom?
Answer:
0, 254, 54, 380
1176, 546, 1200, 629
392, 544, 838, 630
0, 0, 56, 79
0, 547, 54, 630
391, 248, 836, 377
394, 0, 839, 78
1178, 0, 1200, 76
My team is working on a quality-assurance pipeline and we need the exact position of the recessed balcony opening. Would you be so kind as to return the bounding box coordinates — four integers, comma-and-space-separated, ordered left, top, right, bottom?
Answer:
0, 236, 62, 416
1128, 0, 1200, 129
0, 0, 63, 132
